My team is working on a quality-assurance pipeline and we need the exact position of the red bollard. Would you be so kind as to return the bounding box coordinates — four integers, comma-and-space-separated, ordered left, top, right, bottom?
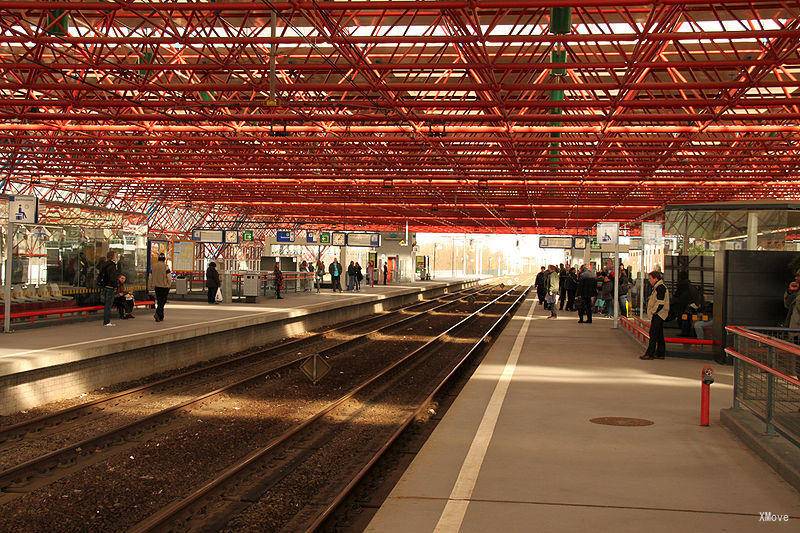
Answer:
700, 366, 715, 426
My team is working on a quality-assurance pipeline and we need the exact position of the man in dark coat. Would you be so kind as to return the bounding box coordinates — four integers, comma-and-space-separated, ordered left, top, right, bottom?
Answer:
328, 259, 342, 292
534, 266, 547, 305
206, 262, 221, 304
577, 265, 598, 324
558, 263, 568, 310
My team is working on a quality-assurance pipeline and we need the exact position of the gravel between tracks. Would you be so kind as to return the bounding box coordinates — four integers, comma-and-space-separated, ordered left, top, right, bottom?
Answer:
0, 297, 491, 532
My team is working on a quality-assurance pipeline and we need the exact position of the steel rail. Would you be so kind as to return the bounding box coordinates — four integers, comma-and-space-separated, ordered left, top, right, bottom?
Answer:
302, 286, 532, 532
127, 285, 525, 533
724, 346, 800, 388
0, 283, 483, 445
0, 285, 496, 493
726, 325, 800, 359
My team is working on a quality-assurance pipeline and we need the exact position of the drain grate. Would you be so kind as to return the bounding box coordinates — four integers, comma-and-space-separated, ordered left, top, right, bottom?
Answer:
590, 417, 654, 427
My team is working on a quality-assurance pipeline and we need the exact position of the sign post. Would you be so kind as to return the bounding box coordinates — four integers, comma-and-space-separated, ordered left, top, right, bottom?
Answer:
597, 222, 620, 329
641, 223, 663, 319
5, 195, 39, 333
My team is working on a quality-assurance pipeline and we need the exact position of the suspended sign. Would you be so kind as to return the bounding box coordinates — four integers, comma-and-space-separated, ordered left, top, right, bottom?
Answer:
276, 230, 293, 243
347, 233, 381, 247
306, 231, 317, 244
597, 222, 619, 245
241, 230, 255, 242
629, 237, 643, 251
539, 236, 574, 249
573, 236, 588, 250
642, 223, 663, 246
8, 195, 39, 224
319, 232, 331, 244
191, 229, 224, 243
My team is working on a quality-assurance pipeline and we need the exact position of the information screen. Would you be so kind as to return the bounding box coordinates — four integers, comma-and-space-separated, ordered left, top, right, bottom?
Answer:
539, 236, 574, 249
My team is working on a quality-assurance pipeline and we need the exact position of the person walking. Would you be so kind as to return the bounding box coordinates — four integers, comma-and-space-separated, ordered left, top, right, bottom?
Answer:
546, 265, 560, 319
618, 265, 630, 318
206, 261, 220, 304
558, 263, 568, 310
149, 253, 171, 322
367, 260, 375, 288
329, 258, 342, 292
641, 270, 670, 360
273, 263, 284, 299
534, 266, 547, 306
98, 250, 120, 327
577, 264, 597, 324
565, 266, 578, 311
383, 262, 388, 285
315, 259, 325, 293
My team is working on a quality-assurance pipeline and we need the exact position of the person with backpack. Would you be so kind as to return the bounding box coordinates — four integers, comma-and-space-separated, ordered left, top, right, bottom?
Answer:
98, 250, 120, 326
206, 262, 221, 304
149, 252, 171, 322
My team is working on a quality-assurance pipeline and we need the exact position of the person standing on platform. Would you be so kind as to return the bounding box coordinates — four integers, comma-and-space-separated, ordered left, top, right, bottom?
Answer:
565, 266, 578, 311
346, 261, 356, 291
99, 250, 120, 327
329, 258, 342, 292
577, 264, 597, 324
367, 260, 375, 288
149, 253, 171, 322
641, 271, 670, 360
299, 260, 309, 292
558, 263, 568, 310
355, 262, 363, 291
534, 266, 547, 306
546, 265, 560, 319
273, 263, 284, 299
618, 264, 631, 318
206, 262, 220, 304
315, 259, 325, 293
383, 262, 389, 285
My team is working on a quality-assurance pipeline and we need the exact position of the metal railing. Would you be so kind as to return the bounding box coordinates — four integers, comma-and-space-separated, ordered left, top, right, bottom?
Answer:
725, 326, 800, 446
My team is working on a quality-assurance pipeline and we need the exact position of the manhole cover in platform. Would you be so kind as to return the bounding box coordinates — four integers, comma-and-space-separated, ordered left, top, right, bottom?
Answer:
590, 417, 654, 427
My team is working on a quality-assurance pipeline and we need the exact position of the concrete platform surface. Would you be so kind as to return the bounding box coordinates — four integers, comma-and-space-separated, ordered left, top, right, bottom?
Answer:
0, 280, 463, 378
367, 297, 800, 533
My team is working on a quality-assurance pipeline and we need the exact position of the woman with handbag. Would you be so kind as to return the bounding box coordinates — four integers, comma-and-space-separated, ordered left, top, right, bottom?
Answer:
206, 262, 221, 304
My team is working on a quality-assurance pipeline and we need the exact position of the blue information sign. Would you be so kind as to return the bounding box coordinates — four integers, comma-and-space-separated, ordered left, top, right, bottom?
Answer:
276, 230, 293, 243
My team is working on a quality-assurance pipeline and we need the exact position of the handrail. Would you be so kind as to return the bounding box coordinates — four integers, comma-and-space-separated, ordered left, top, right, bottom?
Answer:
726, 325, 800, 358
725, 346, 800, 388
621, 315, 716, 346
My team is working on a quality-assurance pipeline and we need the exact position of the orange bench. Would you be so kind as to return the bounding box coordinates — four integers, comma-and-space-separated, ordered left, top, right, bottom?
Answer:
0, 300, 156, 324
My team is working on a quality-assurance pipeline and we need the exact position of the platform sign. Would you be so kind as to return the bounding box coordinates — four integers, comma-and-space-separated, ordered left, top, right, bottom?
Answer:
319, 231, 331, 244
224, 230, 239, 244
629, 237, 642, 250
300, 354, 331, 384
241, 230, 254, 242
305, 231, 318, 244
276, 229, 293, 243
8, 195, 39, 224
191, 229, 224, 243
642, 222, 663, 246
539, 236, 573, 249
331, 232, 346, 246
347, 233, 381, 247
573, 236, 588, 250
597, 222, 619, 245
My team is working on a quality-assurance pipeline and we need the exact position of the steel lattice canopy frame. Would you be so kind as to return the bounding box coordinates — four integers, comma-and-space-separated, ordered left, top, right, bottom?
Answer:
1, 1, 799, 235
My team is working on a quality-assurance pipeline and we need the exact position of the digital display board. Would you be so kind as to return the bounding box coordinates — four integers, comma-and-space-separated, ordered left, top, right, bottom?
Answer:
539, 236, 574, 249
347, 233, 381, 247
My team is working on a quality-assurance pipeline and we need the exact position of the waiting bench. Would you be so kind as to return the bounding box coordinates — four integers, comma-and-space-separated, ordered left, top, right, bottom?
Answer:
0, 300, 156, 324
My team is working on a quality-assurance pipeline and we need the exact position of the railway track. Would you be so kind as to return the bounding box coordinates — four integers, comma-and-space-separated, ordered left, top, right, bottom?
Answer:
0, 284, 502, 514
127, 285, 530, 532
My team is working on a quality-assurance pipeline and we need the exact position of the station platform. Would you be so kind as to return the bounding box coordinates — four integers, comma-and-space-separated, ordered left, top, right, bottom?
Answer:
368, 296, 800, 533
0, 278, 480, 416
